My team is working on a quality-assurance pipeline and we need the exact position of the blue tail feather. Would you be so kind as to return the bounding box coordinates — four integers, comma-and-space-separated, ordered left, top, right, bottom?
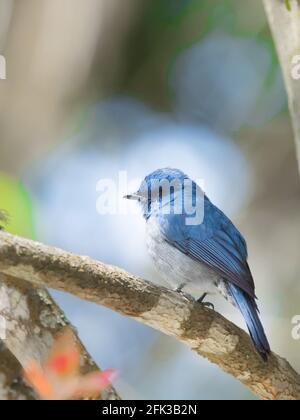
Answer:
227, 283, 270, 361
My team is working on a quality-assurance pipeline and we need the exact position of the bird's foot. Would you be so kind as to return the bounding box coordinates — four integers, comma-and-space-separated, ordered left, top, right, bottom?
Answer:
197, 293, 215, 310
175, 285, 193, 302
201, 301, 215, 310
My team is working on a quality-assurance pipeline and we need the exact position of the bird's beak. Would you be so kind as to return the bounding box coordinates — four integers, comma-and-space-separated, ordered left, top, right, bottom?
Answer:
123, 193, 140, 200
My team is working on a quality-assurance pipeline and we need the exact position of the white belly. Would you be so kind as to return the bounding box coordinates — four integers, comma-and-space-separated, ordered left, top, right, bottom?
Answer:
146, 217, 219, 296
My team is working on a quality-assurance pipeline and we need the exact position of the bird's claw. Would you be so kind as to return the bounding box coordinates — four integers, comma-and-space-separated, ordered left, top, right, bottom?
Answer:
197, 293, 215, 310
175, 288, 193, 302
200, 301, 215, 311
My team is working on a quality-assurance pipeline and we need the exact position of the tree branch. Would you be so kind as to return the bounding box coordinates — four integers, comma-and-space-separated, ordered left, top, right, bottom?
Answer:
0, 231, 298, 400
1, 206, 120, 400
0, 341, 37, 400
0, 271, 120, 400
263, 0, 300, 175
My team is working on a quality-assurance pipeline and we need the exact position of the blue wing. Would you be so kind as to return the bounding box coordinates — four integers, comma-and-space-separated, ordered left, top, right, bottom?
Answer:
158, 196, 256, 298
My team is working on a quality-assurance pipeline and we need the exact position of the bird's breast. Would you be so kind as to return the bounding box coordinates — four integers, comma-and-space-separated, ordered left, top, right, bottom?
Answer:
145, 216, 219, 295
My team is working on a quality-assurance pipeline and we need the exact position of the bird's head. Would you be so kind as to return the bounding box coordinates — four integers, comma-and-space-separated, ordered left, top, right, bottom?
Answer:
124, 168, 196, 219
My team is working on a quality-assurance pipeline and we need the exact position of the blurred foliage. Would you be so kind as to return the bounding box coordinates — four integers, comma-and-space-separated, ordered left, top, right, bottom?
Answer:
146, 0, 268, 36
0, 173, 35, 238
127, 0, 283, 113
285, 0, 291, 11
148, 0, 192, 24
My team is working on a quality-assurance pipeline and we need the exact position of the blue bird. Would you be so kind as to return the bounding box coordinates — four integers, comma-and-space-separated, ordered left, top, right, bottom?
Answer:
125, 168, 270, 360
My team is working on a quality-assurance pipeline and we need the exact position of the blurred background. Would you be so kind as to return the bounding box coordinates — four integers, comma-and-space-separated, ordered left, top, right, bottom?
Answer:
0, 0, 299, 400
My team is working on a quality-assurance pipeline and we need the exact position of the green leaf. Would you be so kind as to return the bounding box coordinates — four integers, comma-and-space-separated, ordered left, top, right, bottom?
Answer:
285, 0, 292, 11
0, 173, 35, 238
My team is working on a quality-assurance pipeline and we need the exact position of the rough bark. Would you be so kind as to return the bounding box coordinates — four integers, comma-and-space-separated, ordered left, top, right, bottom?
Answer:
0, 341, 37, 400
0, 272, 120, 400
263, 0, 300, 174
0, 231, 298, 400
